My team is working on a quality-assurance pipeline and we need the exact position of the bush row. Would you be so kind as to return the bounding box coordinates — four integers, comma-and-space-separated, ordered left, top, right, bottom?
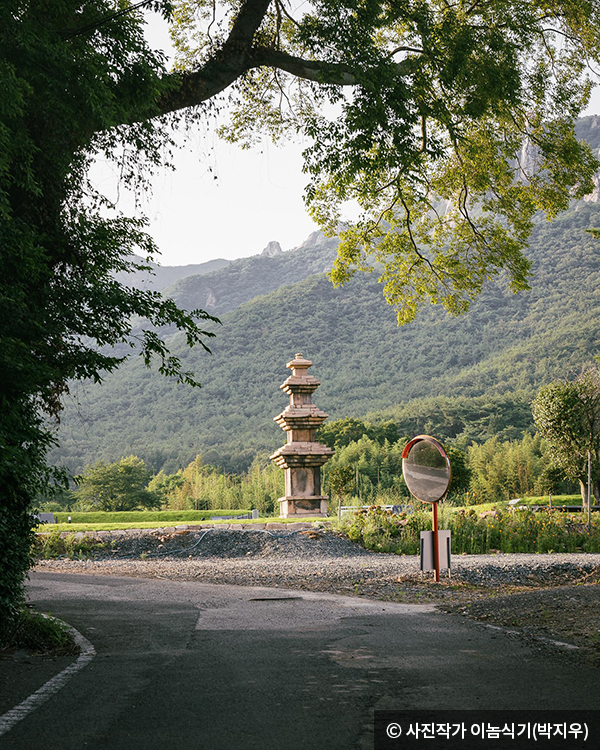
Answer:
342, 505, 600, 555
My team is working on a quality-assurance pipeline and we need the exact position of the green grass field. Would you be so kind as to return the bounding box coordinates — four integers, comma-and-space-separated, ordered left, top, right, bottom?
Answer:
37, 515, 328, 533
51, 509, 256, 524
470, 495, 584, 512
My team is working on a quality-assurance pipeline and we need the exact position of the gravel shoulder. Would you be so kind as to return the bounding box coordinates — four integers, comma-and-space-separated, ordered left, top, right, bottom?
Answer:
35, 527, 600, 662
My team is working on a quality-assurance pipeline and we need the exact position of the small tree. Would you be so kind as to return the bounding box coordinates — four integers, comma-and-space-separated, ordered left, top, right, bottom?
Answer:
327, 466, 355, 518
76, 456, 160, 512
147, 470, 185, 507
444, 446, 471, 502
532, 369, 600, 508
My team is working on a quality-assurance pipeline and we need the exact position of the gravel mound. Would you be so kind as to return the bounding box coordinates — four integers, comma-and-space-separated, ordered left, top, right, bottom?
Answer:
88, 528, 375, 560
37, 528, 600, 591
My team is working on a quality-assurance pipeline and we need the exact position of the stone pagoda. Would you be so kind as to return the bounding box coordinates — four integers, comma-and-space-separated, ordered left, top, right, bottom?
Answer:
270, 354, 334, 517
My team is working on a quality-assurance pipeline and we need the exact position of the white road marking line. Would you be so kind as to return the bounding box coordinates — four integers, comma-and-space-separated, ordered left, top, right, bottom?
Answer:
482, 622, 580, 649
537, 636, 580, 650
0, 618, 96, 737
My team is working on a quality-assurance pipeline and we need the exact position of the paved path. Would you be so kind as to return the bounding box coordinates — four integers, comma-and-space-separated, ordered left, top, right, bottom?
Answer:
2, 572, 599, 749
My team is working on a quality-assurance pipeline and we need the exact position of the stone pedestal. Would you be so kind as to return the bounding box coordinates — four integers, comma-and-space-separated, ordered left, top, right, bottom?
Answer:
270, 354, 333, 517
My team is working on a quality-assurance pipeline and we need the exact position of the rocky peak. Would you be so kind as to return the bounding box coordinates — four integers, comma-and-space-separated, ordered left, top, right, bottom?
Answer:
292, 231, 328, 252
262, 240, 283, 257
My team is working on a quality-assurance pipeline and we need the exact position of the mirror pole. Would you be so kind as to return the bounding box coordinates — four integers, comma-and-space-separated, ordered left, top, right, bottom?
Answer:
432, 501, 440, 583
588, 450, 592, 532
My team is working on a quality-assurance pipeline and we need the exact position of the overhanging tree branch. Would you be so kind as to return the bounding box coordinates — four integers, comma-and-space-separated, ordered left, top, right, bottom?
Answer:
250, 48, 358, 85
156, 47, 413, 116
156, 0, 273, 114
153, 0, 421, 117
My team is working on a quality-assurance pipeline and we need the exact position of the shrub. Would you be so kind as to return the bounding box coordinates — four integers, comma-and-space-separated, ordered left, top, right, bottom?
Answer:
0, 505, 37, 626
343, 504, 430, 554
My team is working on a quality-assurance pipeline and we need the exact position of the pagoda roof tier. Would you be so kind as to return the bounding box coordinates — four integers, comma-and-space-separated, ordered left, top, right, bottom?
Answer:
270, 442, 333, 468
270, 442, 333, 457
279, 375, 321, 395
275, 420, 328, 432
271, 455, 332, 469
285, 353, 313, 370
274, 406, 328, 430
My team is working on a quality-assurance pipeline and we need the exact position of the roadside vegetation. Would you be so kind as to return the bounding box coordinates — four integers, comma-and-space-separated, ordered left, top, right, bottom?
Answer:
0, 609, 77, 656
37, 419, 585, 517
33, 530, 108, 560
341, 505, 600, 556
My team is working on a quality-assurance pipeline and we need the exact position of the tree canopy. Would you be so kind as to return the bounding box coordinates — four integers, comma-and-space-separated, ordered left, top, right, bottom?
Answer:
532, 368, 600, 505
167, 0, 600, 321
76, 456, 160, 512
1, 0, 218, 624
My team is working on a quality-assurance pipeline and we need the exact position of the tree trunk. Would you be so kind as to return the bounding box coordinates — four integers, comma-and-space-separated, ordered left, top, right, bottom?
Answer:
578, 478, 599, 508
579, 479, 588, 508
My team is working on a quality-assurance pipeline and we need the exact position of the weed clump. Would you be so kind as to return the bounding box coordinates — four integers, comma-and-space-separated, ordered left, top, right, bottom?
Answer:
32, 530, 106, 560
0, 609, 77, 655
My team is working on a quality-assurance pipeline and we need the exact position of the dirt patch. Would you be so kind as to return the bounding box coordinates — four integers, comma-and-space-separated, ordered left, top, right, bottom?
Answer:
440, 581, 600, 655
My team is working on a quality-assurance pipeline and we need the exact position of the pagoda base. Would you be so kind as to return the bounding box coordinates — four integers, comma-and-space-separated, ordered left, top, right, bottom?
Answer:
278, 496, 329, 518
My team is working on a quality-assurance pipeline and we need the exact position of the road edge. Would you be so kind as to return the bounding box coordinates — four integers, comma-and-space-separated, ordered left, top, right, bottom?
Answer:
0, 617, 96, 738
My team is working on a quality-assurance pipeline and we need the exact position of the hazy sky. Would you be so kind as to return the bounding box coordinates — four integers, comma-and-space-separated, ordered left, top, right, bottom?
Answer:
88, 11, 600, 268
89, 12, 318, 267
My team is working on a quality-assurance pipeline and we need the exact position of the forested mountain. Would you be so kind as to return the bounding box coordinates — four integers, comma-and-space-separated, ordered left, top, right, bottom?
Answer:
165, 232, 339, 315
50, 191, 600, 475
116, 255, 230, 292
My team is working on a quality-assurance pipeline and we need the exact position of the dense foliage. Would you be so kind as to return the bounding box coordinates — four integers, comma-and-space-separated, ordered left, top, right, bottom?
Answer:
0, 0, 218, 626
148, 453, 284, 514
44, 433, 562, 516
76, 456, 161, 512
324, 435, 408, 502
316, 417, 400, 450
465, 433, 576, 504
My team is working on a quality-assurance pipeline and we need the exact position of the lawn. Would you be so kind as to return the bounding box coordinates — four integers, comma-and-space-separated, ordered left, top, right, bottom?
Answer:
37, 515, 328, 533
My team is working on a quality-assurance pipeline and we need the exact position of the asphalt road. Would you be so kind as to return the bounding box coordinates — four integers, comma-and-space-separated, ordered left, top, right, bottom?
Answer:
2, 571, 600, 750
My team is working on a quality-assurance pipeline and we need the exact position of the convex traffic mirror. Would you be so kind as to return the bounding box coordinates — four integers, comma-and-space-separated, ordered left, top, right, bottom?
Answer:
401, 435, 452, 504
